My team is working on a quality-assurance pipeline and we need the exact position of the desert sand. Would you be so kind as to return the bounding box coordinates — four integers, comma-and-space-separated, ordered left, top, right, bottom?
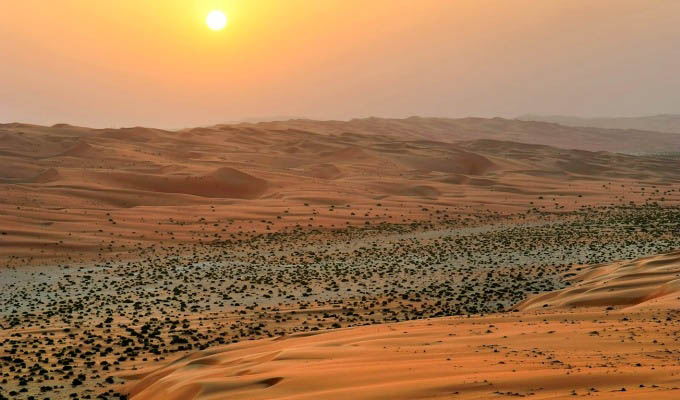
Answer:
3, 118, 680, 263
125, 251, 680, 400
2, 118, 680, 400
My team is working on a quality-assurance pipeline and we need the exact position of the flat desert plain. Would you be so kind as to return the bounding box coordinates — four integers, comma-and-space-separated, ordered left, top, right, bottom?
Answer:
1, 118, 680, 399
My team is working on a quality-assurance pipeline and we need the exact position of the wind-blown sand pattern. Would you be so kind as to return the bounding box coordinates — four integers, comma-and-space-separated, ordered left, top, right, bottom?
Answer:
125, 311, 680, 400
518, 250, 680, 311
2, 118, 680, 400
125, 250, 680, 400
5, 1, 680, 398
3, 118, 680, 262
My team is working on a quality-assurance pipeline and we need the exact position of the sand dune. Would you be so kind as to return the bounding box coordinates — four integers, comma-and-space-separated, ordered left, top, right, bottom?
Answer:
52, 141, 97, 158
373, 182, 442, 198
3, 118, 680, 399
122, 250, 680, 400
517, 250, 680, 311
395, 151, 496, 175
0, 130, 79, 158
301, 163, 343, 180
99, 127, 164, 142
93, 167, 268, 199
519, 113, 680, 135
3, 120, 680, 208
319, 146, 371, 162
240, 116, 680, 153
3, 118, 680, 259
31, 167, 62, 183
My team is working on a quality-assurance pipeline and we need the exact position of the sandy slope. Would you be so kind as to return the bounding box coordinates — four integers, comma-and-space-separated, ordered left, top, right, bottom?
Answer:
517, 250, 680, 311
3, 119, 680, 261
123, 252, 680, 400
3, 118, 680, 399
236, 116, 680, 152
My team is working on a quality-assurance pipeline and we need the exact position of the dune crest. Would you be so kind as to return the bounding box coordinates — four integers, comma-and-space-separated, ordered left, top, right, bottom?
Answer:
124, 279, 680, 400
3, 120, 680, 211
516, 250, 680, 310
242, 117, 680, 153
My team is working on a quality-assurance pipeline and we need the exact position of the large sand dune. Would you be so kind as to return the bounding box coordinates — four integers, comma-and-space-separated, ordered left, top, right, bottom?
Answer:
3, 118, 680, 259
236, 116, 680, 153
91, 167, 268, 199
3, 118, 680, 208
125, 251, 680, 400
517, 250, 680, 311
3, 118, 680, 399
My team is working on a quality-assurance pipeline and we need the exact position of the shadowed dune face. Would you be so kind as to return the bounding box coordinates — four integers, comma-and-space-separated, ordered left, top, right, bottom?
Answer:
391, 150, 496, 175
370, 182, 442, 198
31, 167, 62, 183
96, 167, 268, 199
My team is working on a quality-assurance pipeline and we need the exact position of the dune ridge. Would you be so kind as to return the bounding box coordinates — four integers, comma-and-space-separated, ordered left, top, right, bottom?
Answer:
236, 116, 680, 153
122, 250, 680, 400
517, 250, 680, 311
124, 256, 680, 399
3, 118, 680, 259
96, 168, 269, 199
519, 114, 680, 135
2, 119, 680, 209
3, 118, 680, 399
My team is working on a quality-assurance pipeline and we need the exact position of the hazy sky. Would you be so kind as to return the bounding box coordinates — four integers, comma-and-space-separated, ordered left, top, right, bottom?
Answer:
1, 0, 679, 128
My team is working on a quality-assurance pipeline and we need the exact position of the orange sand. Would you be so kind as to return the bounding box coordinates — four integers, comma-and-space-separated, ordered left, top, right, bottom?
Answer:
124, 252, 680, 400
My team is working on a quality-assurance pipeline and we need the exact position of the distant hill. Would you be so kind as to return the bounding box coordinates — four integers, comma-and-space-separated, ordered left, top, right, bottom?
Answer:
4, 117, 680, 259
4, 118, 680, 210
229, 116, 680, 153
518, 114, 680, 135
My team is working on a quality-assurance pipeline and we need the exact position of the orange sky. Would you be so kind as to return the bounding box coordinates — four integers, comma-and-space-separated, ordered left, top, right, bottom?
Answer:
1, 0, 679, 128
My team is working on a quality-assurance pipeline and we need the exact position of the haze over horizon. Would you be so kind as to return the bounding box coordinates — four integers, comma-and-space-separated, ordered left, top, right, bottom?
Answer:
2, 0, 680, 129
5, 3, 680, 399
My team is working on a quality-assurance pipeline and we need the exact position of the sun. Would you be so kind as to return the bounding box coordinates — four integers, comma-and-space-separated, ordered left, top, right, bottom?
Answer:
206, 10, 227, 31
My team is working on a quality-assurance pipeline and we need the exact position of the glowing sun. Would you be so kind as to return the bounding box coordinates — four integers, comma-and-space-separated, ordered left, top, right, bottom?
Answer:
206, 10, 227, 31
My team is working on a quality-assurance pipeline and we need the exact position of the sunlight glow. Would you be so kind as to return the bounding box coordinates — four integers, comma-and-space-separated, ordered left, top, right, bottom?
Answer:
206, 10, 227, 31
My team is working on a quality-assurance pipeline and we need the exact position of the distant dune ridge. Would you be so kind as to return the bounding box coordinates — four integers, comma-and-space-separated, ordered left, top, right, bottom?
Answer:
2, 117, 680, 209
3, 117, 680, 399
235, 116, 680, 153
3, 116, 680, 260
518, 114, 680, 135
